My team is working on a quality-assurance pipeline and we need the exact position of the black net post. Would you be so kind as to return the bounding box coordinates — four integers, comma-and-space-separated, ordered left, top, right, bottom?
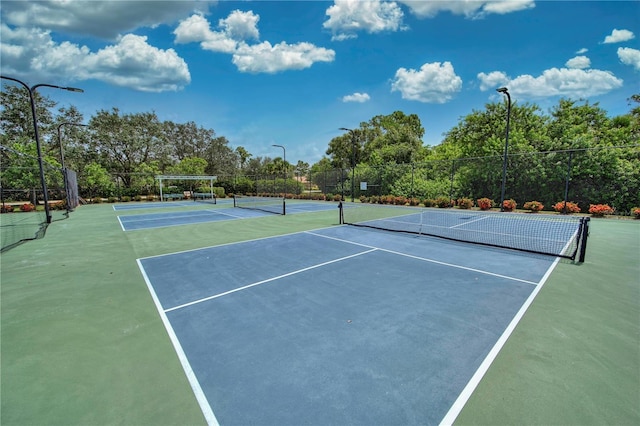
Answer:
578, 217, 590, 263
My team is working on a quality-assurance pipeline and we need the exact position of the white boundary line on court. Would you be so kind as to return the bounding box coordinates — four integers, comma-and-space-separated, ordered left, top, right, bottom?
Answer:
305, 230, 538, 286
116, 215, 126, 232
164, 248, 377, 312
438, 256, 561, 425
137, 259, 219, 426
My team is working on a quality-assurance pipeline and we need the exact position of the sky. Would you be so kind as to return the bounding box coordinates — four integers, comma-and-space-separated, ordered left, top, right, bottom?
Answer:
1, 1, 639, 166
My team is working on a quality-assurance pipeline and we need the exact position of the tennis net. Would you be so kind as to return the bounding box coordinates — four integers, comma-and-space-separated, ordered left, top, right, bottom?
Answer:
234, 195, 285, 215
339, 203, 589, 261
192, 192, 217, 205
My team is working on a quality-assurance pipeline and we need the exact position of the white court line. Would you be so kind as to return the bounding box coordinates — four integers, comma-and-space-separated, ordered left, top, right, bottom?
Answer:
137, 259, 219, 426
164, 248, 378, 313
305, 230, 538, 286
438, 257, 561, 425
449, 215, 490, 229
117, 215, 126, 232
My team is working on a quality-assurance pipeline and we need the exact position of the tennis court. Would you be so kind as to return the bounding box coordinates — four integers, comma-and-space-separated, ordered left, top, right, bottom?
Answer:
118, 199, 340, 231
138, 220, 562, 425
113, 199, 233, 211
1, 202, 638, 425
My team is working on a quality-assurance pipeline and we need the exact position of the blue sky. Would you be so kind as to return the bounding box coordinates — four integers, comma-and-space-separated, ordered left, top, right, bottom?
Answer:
1, 1, 638, 165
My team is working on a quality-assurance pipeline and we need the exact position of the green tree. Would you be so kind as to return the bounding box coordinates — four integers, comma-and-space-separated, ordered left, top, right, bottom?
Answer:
84, 162, 115, 198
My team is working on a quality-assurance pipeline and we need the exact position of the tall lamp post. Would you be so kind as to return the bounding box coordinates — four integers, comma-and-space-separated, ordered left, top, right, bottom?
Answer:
496, 87, 511, 212
339, 127, 356, 202
272, 144, 286, 215
1, 75, 84, 223
58, 122, 88, 211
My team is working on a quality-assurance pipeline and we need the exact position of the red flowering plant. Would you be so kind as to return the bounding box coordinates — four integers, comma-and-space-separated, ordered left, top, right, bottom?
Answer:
477, 198, 493, 211
588, 204, 614, 217
0, 205, 14, 213
523, 201, 544, 212
633, 207, 640, 219
456, 198, 474, 209
502, 199, 517, 212
553, 201, 581, 214
20, 203, 35, 212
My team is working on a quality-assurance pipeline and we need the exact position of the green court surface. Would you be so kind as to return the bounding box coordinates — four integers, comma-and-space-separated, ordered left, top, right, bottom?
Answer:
1, 203, 638, 425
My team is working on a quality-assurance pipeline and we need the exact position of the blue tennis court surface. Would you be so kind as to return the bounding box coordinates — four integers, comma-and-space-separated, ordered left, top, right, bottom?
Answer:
118, 201, 339, 231
138, 225, 558, 425
113, 199, 233, 211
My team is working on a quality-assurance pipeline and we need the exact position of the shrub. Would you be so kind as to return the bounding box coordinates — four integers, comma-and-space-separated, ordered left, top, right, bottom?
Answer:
121, 196, 131, 202
408, 198, 420, 206
50, 201, 66, 211
1, 205, 14, 213
523, 201, 544, 212
589, 204, 614, 217
134, 195, 143, 201
20, 203, 35, 212
359, 195, 369, 203
457, 198, 474, 209
435, 196, 453, 208
91, 197, 103, 204
423, 198, 435, 207
332, 194, 342, 202
107, 197, 117, 203
369, 195, 379, 204
502, 199, 517, 212
633, 207, 640, 219
477, 198, 493, 211
553, 201, 580, 214
146, 195, 156, 201
394, 196, 407, 206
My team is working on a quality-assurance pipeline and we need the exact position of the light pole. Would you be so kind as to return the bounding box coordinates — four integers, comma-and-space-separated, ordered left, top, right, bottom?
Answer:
1, 76, 84, 223
339, 127, 356, 202
58, 122, 88, 211
496, 87, 511, 212
272, 144, 286, 215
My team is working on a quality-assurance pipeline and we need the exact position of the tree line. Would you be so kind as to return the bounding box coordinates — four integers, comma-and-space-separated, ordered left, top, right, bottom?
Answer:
1, 82, 638, 212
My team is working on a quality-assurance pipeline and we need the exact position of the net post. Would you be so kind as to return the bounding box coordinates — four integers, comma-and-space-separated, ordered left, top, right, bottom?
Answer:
578, 217, 590, 263
338, 201, 344, 224
233, 194, 238, 208
282, 198, 286, 215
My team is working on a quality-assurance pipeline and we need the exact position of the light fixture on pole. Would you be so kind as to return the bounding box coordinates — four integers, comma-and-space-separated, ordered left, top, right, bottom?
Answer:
496, 87, 511, 212
272, 144, 286, 215
339, 127, 356, 202
1, 75, 84, 223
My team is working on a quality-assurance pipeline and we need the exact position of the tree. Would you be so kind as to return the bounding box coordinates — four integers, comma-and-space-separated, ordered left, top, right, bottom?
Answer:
235, 146, 251, 171
84, 162, 115, 198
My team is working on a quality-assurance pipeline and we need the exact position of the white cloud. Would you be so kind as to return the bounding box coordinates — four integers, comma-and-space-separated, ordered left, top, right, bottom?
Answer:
565, 56, 591, 69
0, 0, 211, 40
176, 12, 335, 73
478, 67, 623, 98
0, 25, 190, 92
391, 61, 462, 103
477, 71, 509, 91
323, 0, 406, 41
174, 13, 237, 53
399, 0, 534, 18
232, 41, 335, 74
576, 48, 588, 54
603, 28, 635, 44
219, 9, 260, 42
618, 47, 640, 71
342, 92, 370, 102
